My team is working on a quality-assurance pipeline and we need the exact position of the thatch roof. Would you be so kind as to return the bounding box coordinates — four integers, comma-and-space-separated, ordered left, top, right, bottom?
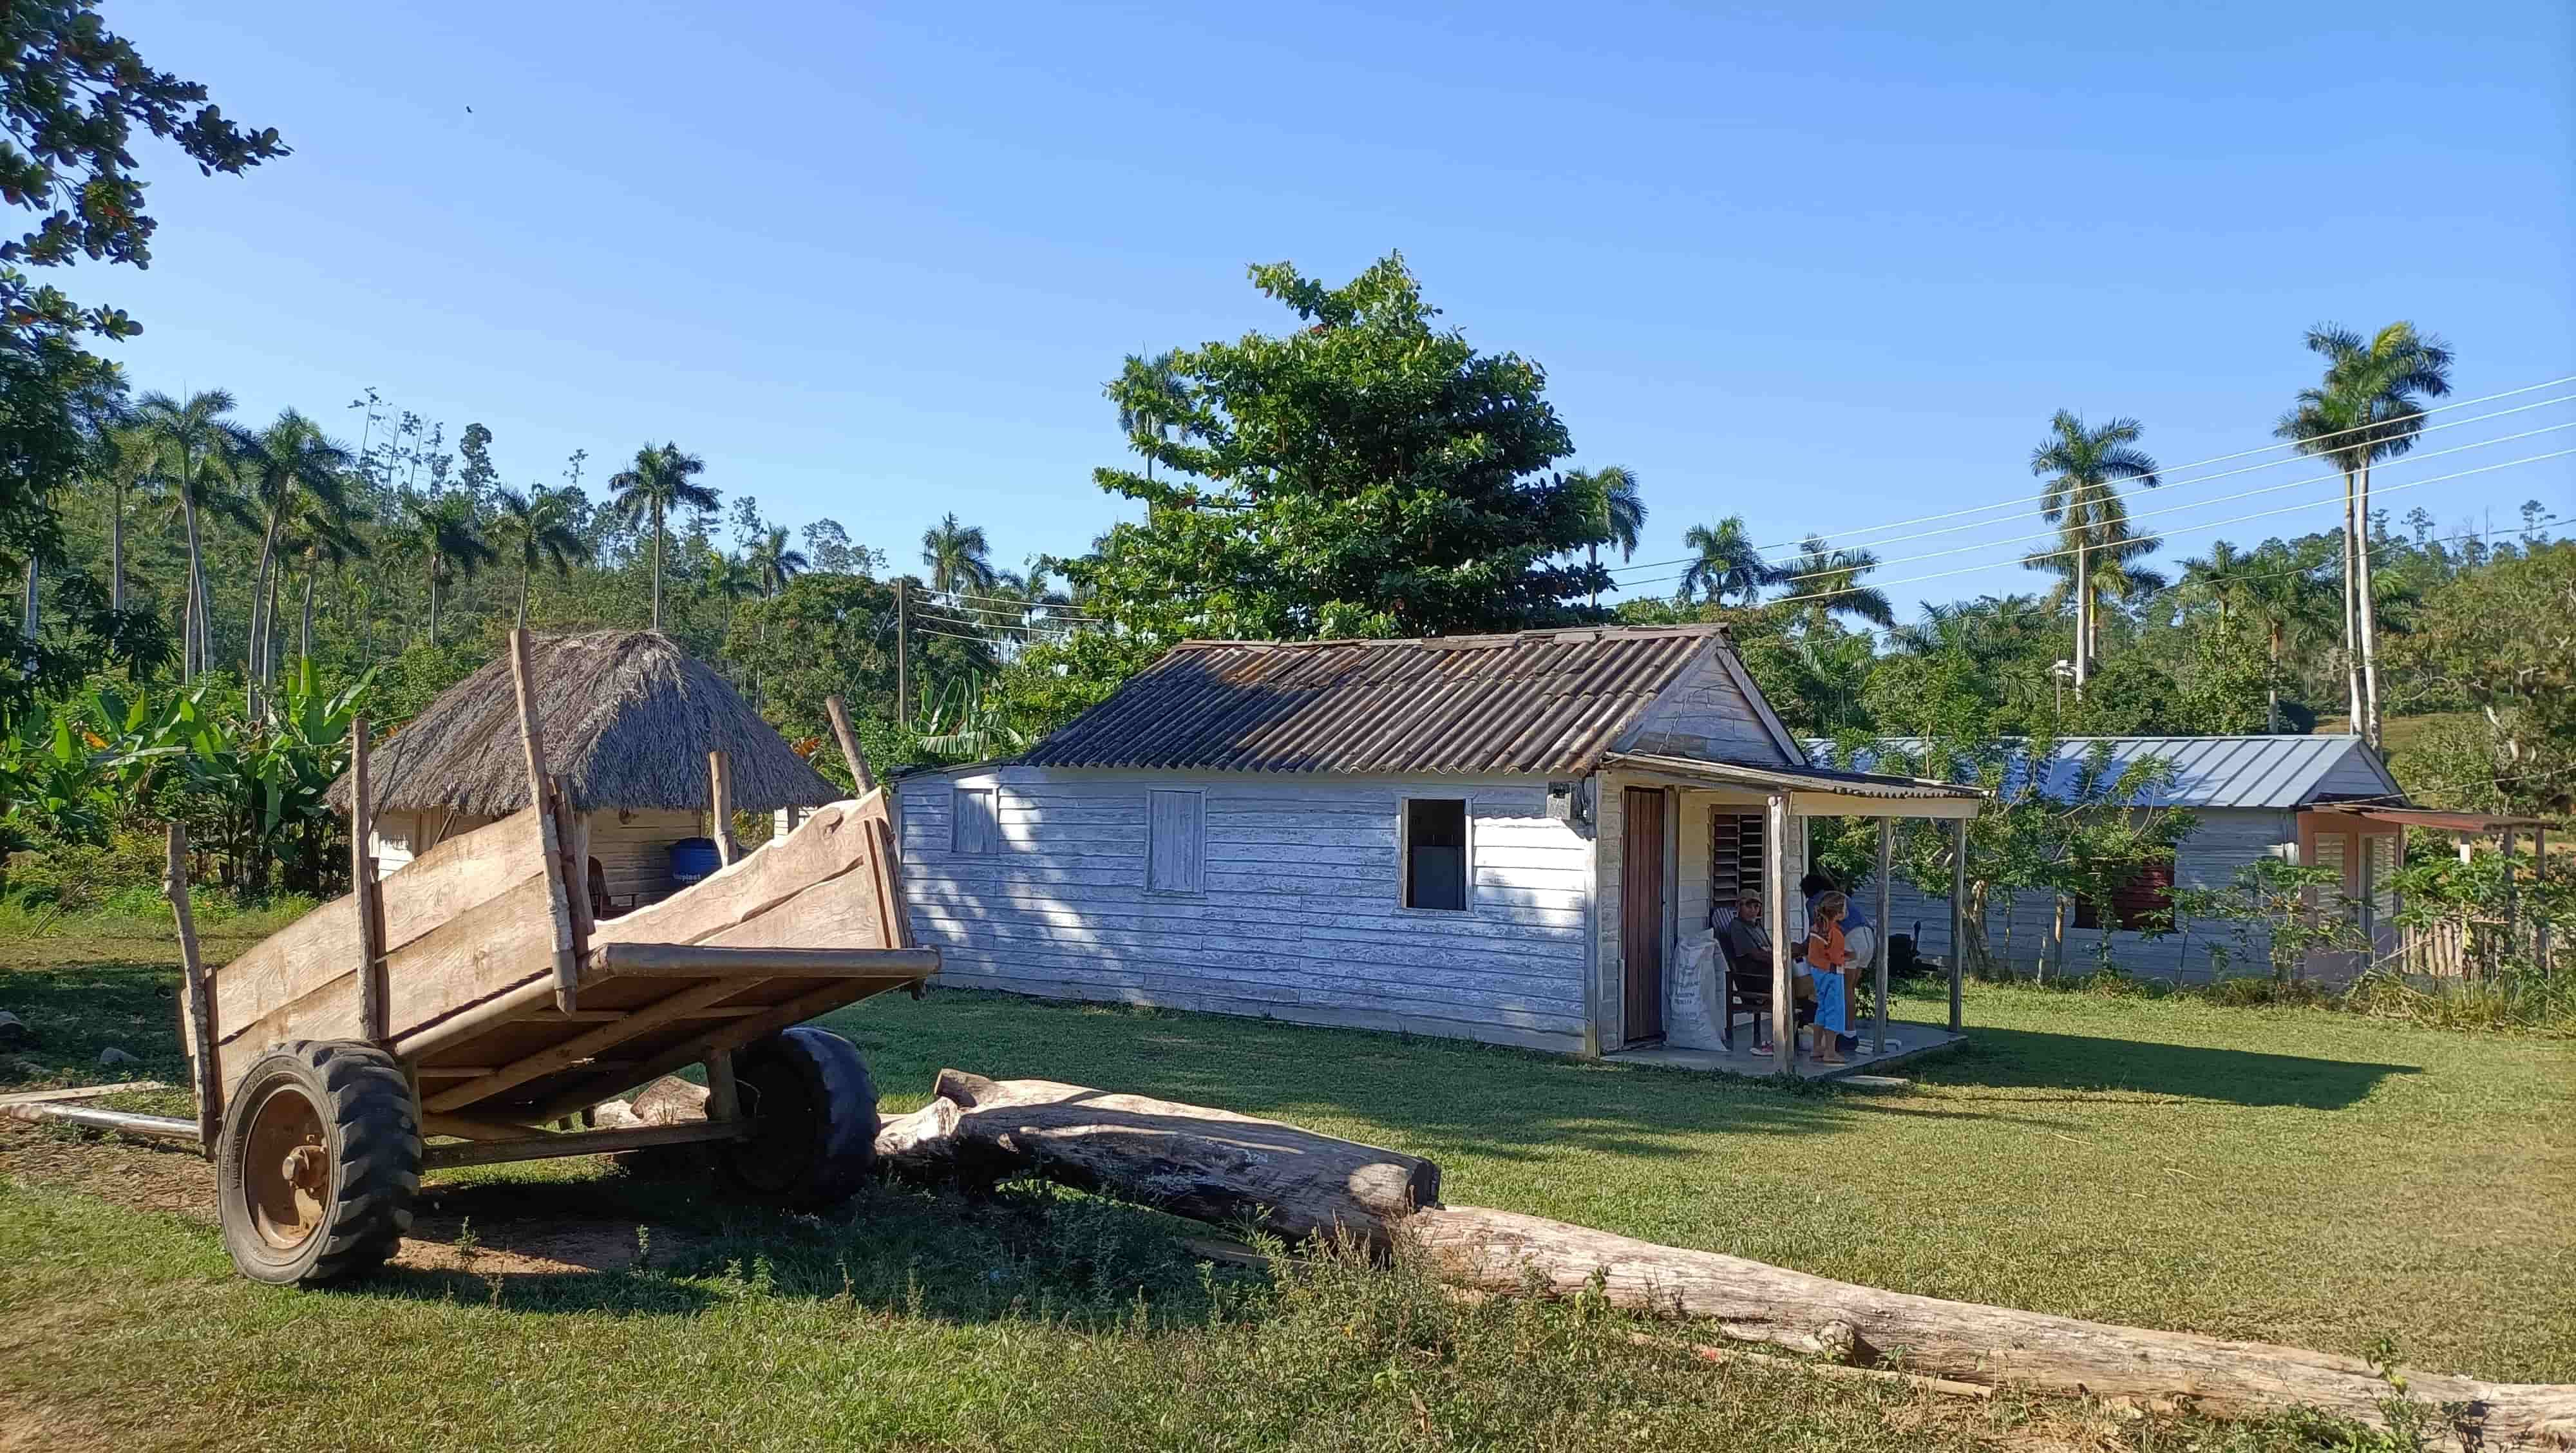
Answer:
330, 631, 838, 817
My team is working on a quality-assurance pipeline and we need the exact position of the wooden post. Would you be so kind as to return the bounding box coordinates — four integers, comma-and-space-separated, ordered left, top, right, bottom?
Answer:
509, 628, 581, 1012
825, 694, 876, 795
349, 715, 389, 1044
1874, 816, 1892, 1053
2500, 828, 2519, 963
1765, 793, 1792, 1076
704, 1047, 741, 1123
895, 582, 910, 724
2535, 827, 2552, 975
708, 748, 737, 866
164, 824, 221, 1156
1949, 817, 1967, 1034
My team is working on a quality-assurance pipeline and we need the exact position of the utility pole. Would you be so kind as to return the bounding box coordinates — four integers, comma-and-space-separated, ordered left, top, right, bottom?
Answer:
895, 579, 909, 724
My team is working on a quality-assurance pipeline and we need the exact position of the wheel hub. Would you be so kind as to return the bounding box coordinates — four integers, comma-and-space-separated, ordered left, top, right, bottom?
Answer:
242, 1083, 330, 1252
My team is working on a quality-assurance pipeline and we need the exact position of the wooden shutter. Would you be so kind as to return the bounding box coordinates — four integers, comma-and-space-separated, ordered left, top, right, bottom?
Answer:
1709, 810, 1765, 915
1147, 789, 1205, 894
950, 786, 998, 856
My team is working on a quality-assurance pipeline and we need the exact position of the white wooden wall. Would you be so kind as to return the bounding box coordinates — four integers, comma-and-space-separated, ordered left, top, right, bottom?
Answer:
583, 808, 705, 902
898, 767, 1595, 1053
1871, 808, 2297, 981
1620, 651, 1792, 765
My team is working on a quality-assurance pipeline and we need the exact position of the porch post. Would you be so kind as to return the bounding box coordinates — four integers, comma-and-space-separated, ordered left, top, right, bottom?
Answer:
2501, 828, 2518, 961
1875, 816, 1892, 1052
1948, 817, 1967, 1034
1766, 792, 1792, 1076
2536, 828, 2552, 974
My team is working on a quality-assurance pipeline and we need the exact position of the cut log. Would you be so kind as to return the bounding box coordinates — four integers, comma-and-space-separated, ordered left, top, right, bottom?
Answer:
870, 1069, 1439, 1247
629, 1075, 710, 1126
1409, 1204, 2576, 1449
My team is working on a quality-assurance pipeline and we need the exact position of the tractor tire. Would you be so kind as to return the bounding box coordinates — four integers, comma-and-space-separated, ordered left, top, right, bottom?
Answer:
719, 1027, 879, 1208
216, 1041, 420, 1286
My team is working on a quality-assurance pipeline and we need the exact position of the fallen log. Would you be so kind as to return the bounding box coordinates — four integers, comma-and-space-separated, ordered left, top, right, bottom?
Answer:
1410, 1204, 2576, 1450
870, 1068, 1439, 1246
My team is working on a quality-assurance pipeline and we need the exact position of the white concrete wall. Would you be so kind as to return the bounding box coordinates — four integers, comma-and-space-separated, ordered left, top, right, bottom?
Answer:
1870, 808, 2297, 981
899, 767, 1595, 1053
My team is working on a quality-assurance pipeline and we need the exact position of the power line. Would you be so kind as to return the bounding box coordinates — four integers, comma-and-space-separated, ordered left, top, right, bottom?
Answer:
1734, 417, 2576, 589
1605, 392, 2576, 584
1613, 448, 2576, 605
1602, 372, 2576, 573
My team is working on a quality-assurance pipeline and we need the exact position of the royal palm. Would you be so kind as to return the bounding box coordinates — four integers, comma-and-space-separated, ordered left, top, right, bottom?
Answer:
609, 442, 717, 630
131, 388, 242, 678
493, 485, 592, 628
2028, 412, 2159, 691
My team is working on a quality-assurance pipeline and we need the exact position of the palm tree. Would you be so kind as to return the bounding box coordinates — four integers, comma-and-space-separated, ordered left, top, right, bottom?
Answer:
88, 423, 154, 617
747, 525, 809, 599
608, 442, 717, 629
493, 485, 592, 627
233, 410, 354, 695
1774, 535, 1895, 632
406, 492, 496, 643
2178, 539, 2258, 631
131, 388, 242, 678
2022, 504, 2166, 667
2239, 540, 2338, 732
1565, 466, 1645, 609
1674, 516, 1776, 607
2029, 412, 2159, 691
920, 513, 996, 599
281, 492, 371, 665
1113, 350, 1193, 482
2274, 322, 2452, 748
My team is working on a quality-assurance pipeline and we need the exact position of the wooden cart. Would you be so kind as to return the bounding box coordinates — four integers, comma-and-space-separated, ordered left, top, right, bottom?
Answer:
17, 634, 935, 1286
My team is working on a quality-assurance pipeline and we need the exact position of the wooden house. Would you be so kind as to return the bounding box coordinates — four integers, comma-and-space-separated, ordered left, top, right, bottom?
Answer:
895, 624, 1982, 1072
330, 631, 838, 911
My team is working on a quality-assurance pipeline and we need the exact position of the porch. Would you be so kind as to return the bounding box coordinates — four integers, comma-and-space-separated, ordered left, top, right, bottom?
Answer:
1591, 752, 1987, 1078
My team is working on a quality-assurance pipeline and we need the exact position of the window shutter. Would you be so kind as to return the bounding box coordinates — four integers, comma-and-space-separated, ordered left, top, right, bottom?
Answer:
1147, 790, 1205, 894
951, 786, 998, 856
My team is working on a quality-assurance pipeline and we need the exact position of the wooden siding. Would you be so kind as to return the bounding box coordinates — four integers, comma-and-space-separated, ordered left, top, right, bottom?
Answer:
899, 768, 1593, 1053
583, 808, 703, 903
2311, 746, 2399, 801
1616, 650, 1791, 765
1875, 808, 2298, 981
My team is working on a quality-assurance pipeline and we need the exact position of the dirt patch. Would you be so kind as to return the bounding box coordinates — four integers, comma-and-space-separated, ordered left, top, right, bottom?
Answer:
2, 1122, 692, 1278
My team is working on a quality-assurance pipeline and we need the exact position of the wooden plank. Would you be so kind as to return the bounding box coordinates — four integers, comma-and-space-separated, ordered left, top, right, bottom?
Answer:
704, 1047, 741, 1122
1766, 794, 1792, 1076
700, 860, 887, 952
351, 716, 389, 1044
420, 1112, 545, 1143
1874, 817, 1891, 1052
0, 1081, 166, 1108
867, 812, 914, 952
378, 872, 561, 1035
826, 695, 876, 793
165, 823, 222, 1152
509, 627, 580, 1012
588, 942, 938, 978
376, 810, 545, 954
387, 975, 559, 1064
510, 1005, 766, 1023
530, 976, 880, 1121
209, 894, 363, 1045
421, 1117, 751, 1171
1949, 818, 1967, 1033
708, 748, 737, 866
589, 796, 882, 950
422, 975, 757, 1112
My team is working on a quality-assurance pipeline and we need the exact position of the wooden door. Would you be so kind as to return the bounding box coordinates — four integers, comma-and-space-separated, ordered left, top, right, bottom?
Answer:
1622, 788, 1667, 1045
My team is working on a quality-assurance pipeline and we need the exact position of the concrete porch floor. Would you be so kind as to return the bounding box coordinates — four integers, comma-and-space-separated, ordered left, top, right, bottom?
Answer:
1607, 1021, 1966, 1081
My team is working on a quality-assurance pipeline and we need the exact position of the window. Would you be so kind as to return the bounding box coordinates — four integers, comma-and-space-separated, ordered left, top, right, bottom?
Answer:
1146, 789, 1205, 894
1709, 810, 1766, 914
1402, 798, 1469, 911
950, 786, 998, 855
2074, 856, 2175, 932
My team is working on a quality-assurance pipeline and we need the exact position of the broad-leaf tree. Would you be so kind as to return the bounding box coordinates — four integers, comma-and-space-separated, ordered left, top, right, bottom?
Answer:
1077, 254, 1594, 642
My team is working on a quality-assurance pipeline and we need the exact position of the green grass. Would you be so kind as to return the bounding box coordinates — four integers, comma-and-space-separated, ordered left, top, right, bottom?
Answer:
5, 936, 2571, 1451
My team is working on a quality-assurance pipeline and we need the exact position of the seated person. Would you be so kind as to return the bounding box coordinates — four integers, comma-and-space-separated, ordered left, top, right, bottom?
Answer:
1718, 891, 1808, 1054
1804, 890, 1853, 1065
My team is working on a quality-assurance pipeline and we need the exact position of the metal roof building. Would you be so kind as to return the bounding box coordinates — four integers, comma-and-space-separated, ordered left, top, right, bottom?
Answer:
1810, 735, 2403, 810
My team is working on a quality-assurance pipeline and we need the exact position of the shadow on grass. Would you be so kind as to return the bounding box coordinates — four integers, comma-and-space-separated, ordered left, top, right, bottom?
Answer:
1908, 1026, 2419, 1109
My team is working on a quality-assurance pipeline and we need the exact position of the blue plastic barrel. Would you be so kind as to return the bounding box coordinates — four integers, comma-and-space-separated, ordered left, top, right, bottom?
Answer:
668, 837, 722, 887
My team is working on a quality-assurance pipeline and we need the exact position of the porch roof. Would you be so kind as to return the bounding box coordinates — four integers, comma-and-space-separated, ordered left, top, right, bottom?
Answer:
1598, 751, 1985, 819
2313, 805, 2558, 833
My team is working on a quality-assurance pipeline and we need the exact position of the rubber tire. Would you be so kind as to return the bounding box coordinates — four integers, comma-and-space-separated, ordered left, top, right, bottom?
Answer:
718, 1027, 878, 1208
216, 1041, 421, 1286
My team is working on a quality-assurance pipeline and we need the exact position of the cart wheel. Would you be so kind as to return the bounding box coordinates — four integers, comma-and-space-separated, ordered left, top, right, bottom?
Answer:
216, 1041, 420, 1286
719, 1027, 878, 1208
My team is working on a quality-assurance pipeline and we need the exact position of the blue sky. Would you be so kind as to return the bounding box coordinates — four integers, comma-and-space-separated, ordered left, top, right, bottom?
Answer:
95, 2, 2576, 616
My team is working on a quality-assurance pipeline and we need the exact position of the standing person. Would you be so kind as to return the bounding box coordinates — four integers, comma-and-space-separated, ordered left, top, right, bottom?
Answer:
1804, 891, 1853, 1065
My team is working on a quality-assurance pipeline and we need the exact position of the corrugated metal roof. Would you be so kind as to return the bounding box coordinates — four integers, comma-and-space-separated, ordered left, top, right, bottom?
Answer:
1021, 625, 1730, 775
1602, 752, 1986, 802
1808, 735, 2397, 810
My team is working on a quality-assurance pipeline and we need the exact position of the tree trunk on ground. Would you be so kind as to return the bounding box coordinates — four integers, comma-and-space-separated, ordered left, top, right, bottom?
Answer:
871, 1069, 1441, 1247
2355, 461, 2382, 748
1407, 1204, 2576, 1448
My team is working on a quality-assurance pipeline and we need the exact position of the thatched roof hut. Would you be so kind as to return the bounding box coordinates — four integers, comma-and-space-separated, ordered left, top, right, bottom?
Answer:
331, 631, 836, 817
